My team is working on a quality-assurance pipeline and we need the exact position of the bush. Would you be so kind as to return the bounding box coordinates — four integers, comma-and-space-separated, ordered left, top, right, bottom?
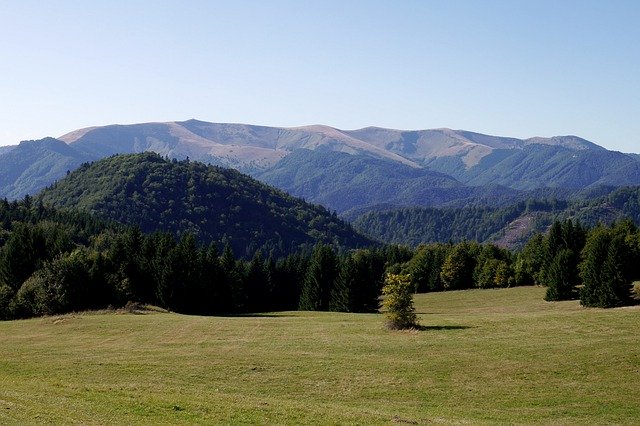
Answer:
382, 273, 419, 330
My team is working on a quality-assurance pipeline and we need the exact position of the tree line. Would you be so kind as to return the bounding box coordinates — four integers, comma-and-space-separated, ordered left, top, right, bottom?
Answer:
1, 196, 638, 320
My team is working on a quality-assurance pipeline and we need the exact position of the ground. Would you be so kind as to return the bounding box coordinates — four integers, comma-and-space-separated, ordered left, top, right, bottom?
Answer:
0, 286, 638, 424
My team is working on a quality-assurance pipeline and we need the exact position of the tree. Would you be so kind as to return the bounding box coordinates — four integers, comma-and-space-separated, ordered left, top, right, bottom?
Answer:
440, 243, 476, 290
220, 243, 244, 312
579, 226, 611, 307
244, 250, 271, 313
579, 223, 636, 308
404, 244, 448, 293
514, 234, 546, 285
0, 223, 47, 291
382, 273, 418, 330
299, 244, 338, 311
544, 249, 575, 301
330, 256, 352, 312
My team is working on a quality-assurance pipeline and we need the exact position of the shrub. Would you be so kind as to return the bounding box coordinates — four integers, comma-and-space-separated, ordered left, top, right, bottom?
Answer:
382, 273, 418, 330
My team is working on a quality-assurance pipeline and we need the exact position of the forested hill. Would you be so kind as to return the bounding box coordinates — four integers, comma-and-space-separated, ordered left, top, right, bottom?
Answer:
38, 153, 374, 257
353, 186, 640, 248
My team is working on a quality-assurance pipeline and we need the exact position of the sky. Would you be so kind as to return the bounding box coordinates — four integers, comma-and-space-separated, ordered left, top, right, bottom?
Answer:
1, 0, 639, 152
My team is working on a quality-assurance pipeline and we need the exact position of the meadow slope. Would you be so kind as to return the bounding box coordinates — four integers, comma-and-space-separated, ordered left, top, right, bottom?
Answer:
0, 287, 638, 424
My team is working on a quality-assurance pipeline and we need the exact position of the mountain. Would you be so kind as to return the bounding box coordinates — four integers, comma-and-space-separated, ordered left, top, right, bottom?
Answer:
0, 138, 94, 199
37, 153, 374, 257
257, 149, 522, 214
428, 145, 640, 190
0, 145, 16, 156
3, 120, 640, 215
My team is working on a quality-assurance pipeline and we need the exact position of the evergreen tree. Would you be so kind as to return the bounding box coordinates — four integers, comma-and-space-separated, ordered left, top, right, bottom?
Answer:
544, 249, 575, 301
272, 253, 308, 311
598, 235, 630, 306
540, 220, 564, 286
330, 257, 352, 312
220, 243, 244, 312
202, 243, 230, 314
579, 226, 611, 307
299, 244, 338, 311
580, 222, 638, 308
245, 250, 271, 312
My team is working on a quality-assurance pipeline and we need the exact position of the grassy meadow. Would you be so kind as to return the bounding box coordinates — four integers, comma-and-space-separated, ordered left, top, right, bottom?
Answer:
0, 286, 638, 424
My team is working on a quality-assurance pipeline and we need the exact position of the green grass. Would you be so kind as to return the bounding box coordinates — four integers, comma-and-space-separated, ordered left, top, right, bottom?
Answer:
1, 286, 638, 424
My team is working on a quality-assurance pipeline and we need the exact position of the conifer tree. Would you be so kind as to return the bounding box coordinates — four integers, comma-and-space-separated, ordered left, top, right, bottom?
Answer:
544, 249, 574, 301
220, 243, 244, 312
330, 257, 352, 312
245, 250, 271, 312
299, 244, 337, 311
580, 223, 637, 308
579, 226, 610, 307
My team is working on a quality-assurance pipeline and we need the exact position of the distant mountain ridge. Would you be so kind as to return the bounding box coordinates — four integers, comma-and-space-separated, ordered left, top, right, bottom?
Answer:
1, 120, 639, 216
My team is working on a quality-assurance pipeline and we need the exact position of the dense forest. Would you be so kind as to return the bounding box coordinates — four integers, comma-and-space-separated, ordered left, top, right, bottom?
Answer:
38, 153, 374, 258
1, 193, 637, 320
353, 186, 640, 248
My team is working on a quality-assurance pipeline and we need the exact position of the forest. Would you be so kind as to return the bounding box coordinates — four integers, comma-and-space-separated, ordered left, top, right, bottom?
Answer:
354, 186, 640, 248
38, 153, 373, 258
1, 195, 638, 321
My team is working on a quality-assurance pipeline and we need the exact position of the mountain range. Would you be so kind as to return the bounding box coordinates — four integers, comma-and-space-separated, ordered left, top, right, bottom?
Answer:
1, 119, 639, 221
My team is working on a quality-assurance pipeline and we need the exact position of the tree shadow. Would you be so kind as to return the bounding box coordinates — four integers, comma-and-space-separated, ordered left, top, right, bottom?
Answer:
415, 324, 472, 331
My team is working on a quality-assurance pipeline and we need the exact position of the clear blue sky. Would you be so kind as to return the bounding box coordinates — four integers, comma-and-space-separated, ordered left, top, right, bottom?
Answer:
1, 0, 639, 152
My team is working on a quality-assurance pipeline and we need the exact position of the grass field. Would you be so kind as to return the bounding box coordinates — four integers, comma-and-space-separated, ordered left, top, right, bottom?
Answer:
0, 286, 638, 424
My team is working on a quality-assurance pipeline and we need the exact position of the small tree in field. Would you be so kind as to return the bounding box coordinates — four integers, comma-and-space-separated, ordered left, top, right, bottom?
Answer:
382, 273, 419, 329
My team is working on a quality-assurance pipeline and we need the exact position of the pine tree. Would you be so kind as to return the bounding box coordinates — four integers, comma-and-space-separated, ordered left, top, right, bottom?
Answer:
579, 226, 612, 307
220, 243, 244, 312
580, 224, 636, 308
330, 257, 352, 312
245, 250, 271, 313
598, 234, 631, 307
299, 244, 337, 311
544, 249, 575, 301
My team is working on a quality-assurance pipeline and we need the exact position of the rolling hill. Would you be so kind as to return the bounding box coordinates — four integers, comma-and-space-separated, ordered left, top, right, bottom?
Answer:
37, 153, 374, 257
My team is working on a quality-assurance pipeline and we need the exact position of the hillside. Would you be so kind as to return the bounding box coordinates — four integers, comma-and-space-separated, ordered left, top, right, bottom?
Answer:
0, 138, 94, 199
0, 146, 15, 156
353, 186, 640, 248
38, 153, 374, 257
439, 145, 640, 190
